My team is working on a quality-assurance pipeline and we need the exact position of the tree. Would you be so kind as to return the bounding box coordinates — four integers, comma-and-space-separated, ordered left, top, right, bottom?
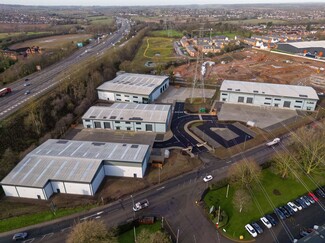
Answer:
272, 152, 297, 178
67, 220, 117, 243
137, 229, 171, 243
233, 189, 251, 213
291, 127, 325, 174
228, 159, 262, 189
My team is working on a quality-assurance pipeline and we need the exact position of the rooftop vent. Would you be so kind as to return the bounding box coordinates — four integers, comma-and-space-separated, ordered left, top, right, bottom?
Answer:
235, 89, 241, 91
131, 145, 139, 149
299, 94, 308, 98
123, 144, 127, 146
253, 90, 259, 93
90, 116, 96, 118
103, 116, 107, 119
227, 88, 232, 91
92, 142, 105, 146
56, 140, 68, 144
130, 117, 143, 121
110, 116, 117, 119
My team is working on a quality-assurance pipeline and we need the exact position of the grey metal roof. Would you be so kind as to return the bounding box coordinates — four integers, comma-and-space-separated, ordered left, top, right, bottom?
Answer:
82, 103, 171, 123
1, 140, 150, 188
285, 41, 325, 49
220, 80, 319, 100
97, 73, 168, 96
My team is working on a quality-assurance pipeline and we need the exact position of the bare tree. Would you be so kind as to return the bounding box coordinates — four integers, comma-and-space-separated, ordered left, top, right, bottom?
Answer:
228, 159, 262, 189
292, 127, 325, 174
67, 220, 117, 243
272, 152, 297, 178
233, 189, 251, 213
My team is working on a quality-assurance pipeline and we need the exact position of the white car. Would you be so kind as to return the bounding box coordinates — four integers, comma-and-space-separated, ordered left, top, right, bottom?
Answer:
133, 199, 149, 212
245, 224, 257, 237
260, 217, 272, 229
288, 201, 300, 211
203, 175, 213, 182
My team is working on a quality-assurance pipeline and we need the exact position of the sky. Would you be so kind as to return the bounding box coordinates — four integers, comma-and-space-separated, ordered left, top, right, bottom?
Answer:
0, 0, 325, 6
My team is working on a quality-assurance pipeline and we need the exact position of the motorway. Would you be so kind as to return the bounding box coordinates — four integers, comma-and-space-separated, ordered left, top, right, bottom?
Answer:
0, 17, 130, 120
0, 143, 284, 243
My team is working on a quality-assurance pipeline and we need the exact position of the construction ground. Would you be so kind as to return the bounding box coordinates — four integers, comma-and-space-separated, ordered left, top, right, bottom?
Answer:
174, 48, 325, 92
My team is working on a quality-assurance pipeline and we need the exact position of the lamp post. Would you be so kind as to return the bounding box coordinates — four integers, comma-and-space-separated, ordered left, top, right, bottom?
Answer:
130, 195, 135, 218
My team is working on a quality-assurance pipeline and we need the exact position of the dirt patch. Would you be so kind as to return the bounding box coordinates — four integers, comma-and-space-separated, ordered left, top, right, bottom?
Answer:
174, 48, 325, 92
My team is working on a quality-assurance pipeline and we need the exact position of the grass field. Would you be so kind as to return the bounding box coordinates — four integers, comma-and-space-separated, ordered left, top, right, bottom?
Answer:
9, 34, 92, 50
0, 32, 52, 40
126, 36, 178, 72
204, 169, 325, 240
118, 221, 162, 243
0, 205, 94, 233
150, 30, 183, 38
88, 16, 114, 25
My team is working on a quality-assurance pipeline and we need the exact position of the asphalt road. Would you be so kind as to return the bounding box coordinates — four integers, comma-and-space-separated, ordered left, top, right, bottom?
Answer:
0, 17, 130, 120
0, 142, 284, 243
154, 102, 218, 154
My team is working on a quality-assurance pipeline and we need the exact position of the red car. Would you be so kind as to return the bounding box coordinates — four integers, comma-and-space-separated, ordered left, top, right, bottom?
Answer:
308, 192, 319, 202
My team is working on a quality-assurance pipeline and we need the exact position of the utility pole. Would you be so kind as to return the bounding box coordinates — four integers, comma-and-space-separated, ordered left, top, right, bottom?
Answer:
176, 229, 180, 243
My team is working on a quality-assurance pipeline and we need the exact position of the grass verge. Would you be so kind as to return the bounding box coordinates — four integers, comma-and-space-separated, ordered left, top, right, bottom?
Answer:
118, 221, 162, 243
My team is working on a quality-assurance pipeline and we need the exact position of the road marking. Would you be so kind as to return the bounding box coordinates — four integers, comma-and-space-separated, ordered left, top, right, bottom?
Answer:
40, 233, 54, 240
226, 160, 232, 164
23, 239, 34, 243
95, 216, 101, 219
157, 186, 165, 191
61, 227, 72, 232
97, 211, 104, 215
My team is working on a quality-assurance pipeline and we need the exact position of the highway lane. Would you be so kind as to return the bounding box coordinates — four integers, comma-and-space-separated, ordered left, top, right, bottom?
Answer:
0, 143, 282, 243
0, 17, 130, 120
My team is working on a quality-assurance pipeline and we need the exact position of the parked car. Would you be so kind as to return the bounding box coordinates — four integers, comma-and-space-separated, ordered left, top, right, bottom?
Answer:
300, 228, 314, 237
203, 175, 213, 182
279, 206, 291, 218
24, 90, 30, 95
274, 208, 286, 220
251, 222, 263, 234
295, 198, 307, 209
265, 214, 277, 226
303, 195, 314, 204
288, 201, 301, 211
12, 232, 28, 241
308, 192, 318, 202
283, 205, 295, 216
24, 78, 29, 82
315, 188, 325, 198
24, 83, 31, 87
260, 217, 272, 229
300, 196, 311, 206
245, 224, 257, 238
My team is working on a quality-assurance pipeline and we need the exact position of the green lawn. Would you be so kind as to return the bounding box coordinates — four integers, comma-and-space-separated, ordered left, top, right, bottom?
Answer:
0, 205, 94, 232
204, 169, 325, 240
0, 32, 52, 40
88, 16, 114, 25
223, 18, 288, 25
150, 30, 183, 38
118, 221, 162, 243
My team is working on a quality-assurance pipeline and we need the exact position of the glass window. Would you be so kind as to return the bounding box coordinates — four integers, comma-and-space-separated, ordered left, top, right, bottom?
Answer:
94, 122, 101, 128
238, 97, 244, 103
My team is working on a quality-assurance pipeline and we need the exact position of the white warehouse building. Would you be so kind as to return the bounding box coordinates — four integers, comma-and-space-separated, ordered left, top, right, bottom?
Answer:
97, 72, 169, 103
0, 139, 150, 200
82, 103, 172, 133
220, 80, 319, 111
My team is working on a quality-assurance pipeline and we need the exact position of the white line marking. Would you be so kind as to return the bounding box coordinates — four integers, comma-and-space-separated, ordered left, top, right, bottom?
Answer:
61, 227, 72, 232
226, 160, 232, 164
157, 186, 165, 191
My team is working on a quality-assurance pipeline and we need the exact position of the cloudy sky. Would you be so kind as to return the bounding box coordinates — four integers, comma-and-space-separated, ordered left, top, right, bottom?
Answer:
0, 0, 324, 6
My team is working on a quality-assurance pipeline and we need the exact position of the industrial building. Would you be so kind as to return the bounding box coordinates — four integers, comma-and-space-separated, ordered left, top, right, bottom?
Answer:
220, 80, 319, 111
0, 139, 150, 200
277, 41, 325, 56
97, 72, 169, 103
82, 103, 172, 133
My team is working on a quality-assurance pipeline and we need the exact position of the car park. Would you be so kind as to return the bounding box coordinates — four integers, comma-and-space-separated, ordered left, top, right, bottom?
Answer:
308, 192, 318, 202
287, 201, 299, 212
295, 198, 307, 209
315, 188, 325, 198
300, 228, 313, 237
12, 232, 28, 240
279, 206, 290, 218
251, 222, 263, 234
283, 205, 295, 216
265, 214, 277, 226
300, 196, 310, 206
274, 208, 286, 220
260, 216, 272, 228
203, 175, 213, 182
305, 195, 315, 204
245, 224, 257, 238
